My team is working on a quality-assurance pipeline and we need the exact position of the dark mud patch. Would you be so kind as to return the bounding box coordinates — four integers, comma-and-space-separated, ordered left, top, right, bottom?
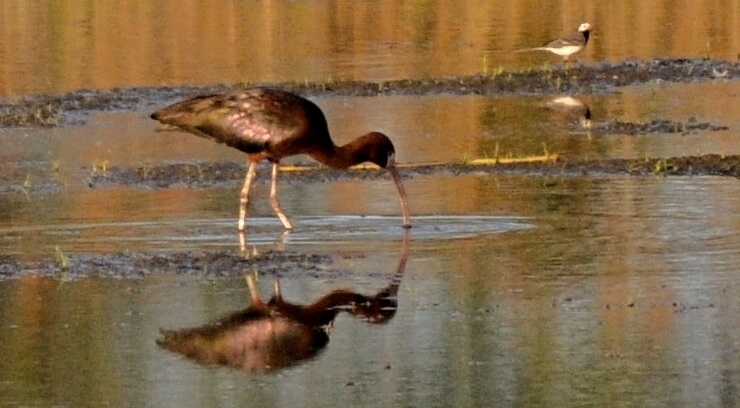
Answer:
86, 154, 739, 191
0, 162, 65, 195
0, 102, 62, 127
593, 117, 729, 135
1, 58, 737, 127
512, 154, 739, 178
3, 153, 736, 197
0, 250, 347, 281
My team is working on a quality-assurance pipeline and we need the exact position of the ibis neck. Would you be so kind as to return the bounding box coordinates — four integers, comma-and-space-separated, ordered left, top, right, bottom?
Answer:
312, 140, 366, 169
582, 31, 590, 45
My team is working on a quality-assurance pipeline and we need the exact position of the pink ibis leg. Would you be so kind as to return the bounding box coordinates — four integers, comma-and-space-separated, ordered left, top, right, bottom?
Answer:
269, 163, 293, 230
245, 274, 261, 305
387, 165, 412, 228
273, 279, 282, 302
238, 162, 258, 232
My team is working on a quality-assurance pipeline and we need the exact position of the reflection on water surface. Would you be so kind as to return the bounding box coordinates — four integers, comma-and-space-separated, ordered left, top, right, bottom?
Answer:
158, 236, 408, 373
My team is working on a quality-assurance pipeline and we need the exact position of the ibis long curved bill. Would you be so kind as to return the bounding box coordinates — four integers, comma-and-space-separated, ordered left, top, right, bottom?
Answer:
386, 162, 411, 229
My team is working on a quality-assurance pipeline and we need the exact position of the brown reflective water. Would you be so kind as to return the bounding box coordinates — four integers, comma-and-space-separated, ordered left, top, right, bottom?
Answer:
1, 2, 740, 408
1, 0, 738, 96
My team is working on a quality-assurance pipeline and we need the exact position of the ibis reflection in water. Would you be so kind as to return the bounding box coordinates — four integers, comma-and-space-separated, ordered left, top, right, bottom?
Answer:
150, 87, 412, 231
156, 233, 410, 373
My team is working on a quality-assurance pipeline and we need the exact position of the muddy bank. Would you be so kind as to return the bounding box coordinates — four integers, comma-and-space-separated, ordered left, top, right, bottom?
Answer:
3, 152, 734, 196
85, 154, 739, 192
1, 58, 737, 127
0, 250, 345, 281
592, 118, 728, 135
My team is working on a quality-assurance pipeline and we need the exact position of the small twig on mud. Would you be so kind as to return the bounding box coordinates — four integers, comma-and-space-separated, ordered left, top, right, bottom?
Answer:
55, 246, 71, 271
687, 63, 695, 76
23, 173, 32, 189
541, 143, 551, 157
552, 76, 562, 91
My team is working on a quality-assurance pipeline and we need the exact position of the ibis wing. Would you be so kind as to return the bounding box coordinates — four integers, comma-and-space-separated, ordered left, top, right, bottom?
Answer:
151, 89, 308, 154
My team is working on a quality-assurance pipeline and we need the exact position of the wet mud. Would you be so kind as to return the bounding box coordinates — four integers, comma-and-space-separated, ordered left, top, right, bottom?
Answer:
85, 153, 739, 193
592, 118, 729, 135
0, 250, 342, 281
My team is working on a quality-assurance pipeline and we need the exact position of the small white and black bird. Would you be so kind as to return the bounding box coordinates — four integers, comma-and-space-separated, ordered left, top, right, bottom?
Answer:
518, 22, 592, 61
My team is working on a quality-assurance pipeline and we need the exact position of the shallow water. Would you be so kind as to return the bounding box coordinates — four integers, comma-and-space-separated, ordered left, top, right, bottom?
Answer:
2, 173, 739, 407
2, 80, 738, 171
1, 2, 740, 408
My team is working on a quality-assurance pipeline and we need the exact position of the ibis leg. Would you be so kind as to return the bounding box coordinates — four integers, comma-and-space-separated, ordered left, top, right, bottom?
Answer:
273, 279, 282, 302
269, 163, 293, 230
272, 230, 291, 252
245, 273, 261, 305
238, 162, 258, 231
388, 166, 412, 228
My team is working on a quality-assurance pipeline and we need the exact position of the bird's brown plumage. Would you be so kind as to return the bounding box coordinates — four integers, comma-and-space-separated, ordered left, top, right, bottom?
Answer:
151, 87, 411, 230
152, 89, 324, 158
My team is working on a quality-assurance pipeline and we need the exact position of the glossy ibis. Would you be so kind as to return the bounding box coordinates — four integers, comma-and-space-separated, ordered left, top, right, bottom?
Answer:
151, 87, 411, 230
